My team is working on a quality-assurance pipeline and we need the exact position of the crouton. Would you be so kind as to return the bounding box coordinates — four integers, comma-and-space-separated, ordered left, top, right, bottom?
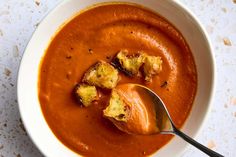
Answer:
103, 89, 130, 122
112, 50, 146, 76
142, 55, 162, 82
74, 84, 98, 107
83, 61, 119, 89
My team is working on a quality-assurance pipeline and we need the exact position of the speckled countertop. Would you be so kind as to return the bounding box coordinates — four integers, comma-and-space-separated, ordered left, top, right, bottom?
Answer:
0, 0, 235, 157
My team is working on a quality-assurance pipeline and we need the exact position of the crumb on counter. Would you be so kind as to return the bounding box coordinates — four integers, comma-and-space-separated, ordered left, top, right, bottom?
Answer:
221, 7, 227, 13
223, 37, 232, 46
230, 96, 236, 105
207, 140, 216, 149
0, 29, 3, 36
35, 0, 40, 6
4, 68, 11, 77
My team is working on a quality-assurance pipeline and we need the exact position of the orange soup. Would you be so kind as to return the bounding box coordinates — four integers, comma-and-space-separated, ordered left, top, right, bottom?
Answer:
39, 4, 197, 157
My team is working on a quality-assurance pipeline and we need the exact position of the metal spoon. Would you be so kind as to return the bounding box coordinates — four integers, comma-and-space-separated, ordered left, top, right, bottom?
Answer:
115, 84, 224, 157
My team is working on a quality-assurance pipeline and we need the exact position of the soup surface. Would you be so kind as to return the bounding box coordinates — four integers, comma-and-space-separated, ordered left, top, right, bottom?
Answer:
39, 3, 197, 157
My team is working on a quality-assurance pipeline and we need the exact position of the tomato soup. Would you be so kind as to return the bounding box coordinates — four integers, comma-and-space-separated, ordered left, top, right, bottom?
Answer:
39, 4, 197, 157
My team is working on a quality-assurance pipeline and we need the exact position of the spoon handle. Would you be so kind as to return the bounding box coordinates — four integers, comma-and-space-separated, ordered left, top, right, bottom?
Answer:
173, 128, 224, 157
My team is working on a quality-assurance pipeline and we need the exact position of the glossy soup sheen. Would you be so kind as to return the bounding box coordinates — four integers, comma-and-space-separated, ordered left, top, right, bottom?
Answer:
39, 4, 197, 157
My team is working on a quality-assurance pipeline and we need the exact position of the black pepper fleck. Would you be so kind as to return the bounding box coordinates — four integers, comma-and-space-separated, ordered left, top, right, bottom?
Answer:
66, 55, 72, 59
66, 74, 70, 79
88, 48, 93, 54
106, 56, 111, 60
161, 81, 168, 88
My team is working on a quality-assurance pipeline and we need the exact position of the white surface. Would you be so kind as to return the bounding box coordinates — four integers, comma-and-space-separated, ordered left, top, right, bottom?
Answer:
0, 0, 235, 157
16, 0, 215, 157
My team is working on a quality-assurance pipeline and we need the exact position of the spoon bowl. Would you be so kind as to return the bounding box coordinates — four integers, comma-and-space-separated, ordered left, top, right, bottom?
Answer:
112, 83, 224, 157
133, 84, 174, 133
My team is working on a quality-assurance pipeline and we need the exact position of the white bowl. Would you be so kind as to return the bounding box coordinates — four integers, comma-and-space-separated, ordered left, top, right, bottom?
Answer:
17, 0, 215, 157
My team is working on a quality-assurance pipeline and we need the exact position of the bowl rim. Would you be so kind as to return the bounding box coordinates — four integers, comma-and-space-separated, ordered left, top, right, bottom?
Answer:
170, 0, 216, 156
17, 0, 215, 157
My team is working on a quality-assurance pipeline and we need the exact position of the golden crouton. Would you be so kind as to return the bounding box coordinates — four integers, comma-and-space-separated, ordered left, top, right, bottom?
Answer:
103, 89, 130, 122
112, 50, 146, 76
83, 61, 119, 89
74, 84, 98, 107
142, 55, 162, 82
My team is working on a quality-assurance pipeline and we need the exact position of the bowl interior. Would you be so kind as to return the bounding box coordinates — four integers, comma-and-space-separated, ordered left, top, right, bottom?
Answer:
17, 0, 214, 157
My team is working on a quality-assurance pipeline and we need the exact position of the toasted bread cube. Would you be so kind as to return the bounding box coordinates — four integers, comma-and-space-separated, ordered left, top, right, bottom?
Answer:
143, 55, 162, 82
74, 84, 98, 107
83, 61, 119, 89
103, 89, 129, 122
115, 50, 146, 75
